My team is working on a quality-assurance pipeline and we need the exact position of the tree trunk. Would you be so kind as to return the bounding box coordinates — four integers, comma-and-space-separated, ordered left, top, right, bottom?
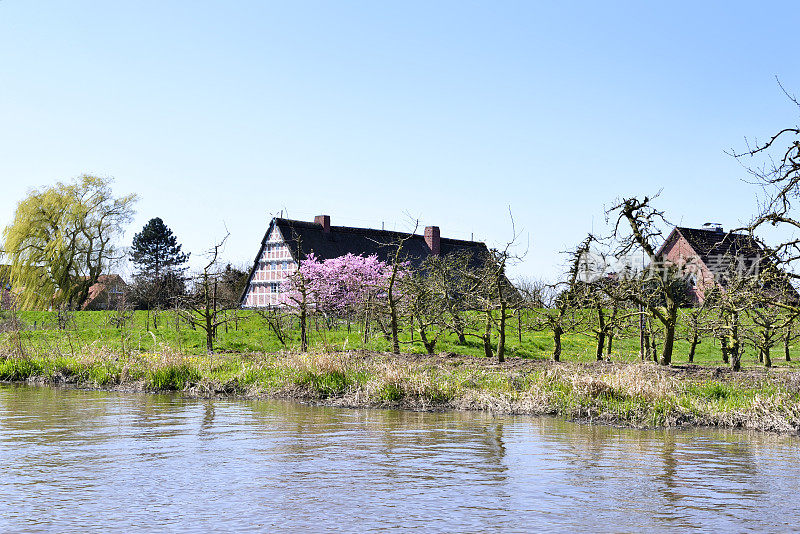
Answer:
764, 345, 772, 368
785, 332, 792, 362
595, 331, 605, 362
606, 332, 614, 357
659, 325, 675, 366
496, 303, 506, 363
204, 272, 214, 354
419, 331, 436, 356
730, 314, 741, 371
362, 298, 370, 345
388, 298, 400, 355
300, 303, 308, 352
595, 306, 605, 362
418, 325, 436, 355
483, 312, 493, 359
452, 313, 467, 344
553, 326, 562, 362
651, 333, 659, 363
688, 332, 699, 363
639, 307, 645, 361
720, 335, 729, 364
730, 341, 741, 371
205, 310, 214, 354
659, 309, 676, 365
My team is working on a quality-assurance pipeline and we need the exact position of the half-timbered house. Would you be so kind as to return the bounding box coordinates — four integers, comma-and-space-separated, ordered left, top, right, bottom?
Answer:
241, 215, 491, 308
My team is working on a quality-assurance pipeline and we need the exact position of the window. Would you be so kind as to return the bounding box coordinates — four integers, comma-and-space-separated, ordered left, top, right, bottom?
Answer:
270, 282, 279, 294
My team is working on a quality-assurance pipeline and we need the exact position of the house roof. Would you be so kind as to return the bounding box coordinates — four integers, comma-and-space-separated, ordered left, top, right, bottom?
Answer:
667, 226, 764, 277
270, 218, 489, 266
677, 227, 762, 259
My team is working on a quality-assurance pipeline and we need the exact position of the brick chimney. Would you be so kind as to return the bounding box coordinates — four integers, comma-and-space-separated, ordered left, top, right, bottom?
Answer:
314, 215, 331, 233
424, 226, 440, 255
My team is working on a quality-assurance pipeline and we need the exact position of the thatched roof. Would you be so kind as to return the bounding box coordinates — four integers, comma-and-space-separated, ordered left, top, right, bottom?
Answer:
267, 218, 489, 266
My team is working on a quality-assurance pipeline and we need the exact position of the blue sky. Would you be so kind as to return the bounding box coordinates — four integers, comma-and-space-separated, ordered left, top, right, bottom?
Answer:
1, 1, 798, 280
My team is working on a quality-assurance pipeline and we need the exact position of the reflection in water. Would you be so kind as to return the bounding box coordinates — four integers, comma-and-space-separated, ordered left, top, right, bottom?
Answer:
0, 384, 797, 533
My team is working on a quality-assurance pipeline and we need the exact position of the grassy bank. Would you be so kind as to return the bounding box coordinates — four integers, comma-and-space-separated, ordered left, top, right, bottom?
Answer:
2, 341, 799, 433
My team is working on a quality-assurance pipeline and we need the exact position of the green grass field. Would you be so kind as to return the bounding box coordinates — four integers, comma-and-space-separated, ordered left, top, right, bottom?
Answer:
2, 309, 797, 370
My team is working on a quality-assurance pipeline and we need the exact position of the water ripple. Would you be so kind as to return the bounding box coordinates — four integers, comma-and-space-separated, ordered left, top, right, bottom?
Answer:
0, 384, 797, 533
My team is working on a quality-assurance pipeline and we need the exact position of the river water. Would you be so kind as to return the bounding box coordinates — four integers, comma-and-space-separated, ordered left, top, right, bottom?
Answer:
0, 384, 797, 533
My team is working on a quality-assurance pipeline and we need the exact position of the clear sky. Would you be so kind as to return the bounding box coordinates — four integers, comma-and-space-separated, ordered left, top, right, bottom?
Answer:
1, 1, 798, 281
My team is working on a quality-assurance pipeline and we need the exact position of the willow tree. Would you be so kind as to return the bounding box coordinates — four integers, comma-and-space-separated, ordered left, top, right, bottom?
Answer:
3, 175, 137, 309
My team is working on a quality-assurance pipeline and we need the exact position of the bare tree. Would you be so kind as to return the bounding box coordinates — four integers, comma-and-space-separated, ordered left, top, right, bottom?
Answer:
179, 232, 231, 354
460, 221, 524, 363
383, 229, 416, 355
705, 270, 755, 371
746, 305, 783, 368
282, 265, 311, 352
108, 288, 134, 357
582, 281, 637, 362
726, 81, 800, 296
401, 255, 451, 354
745, 267, 800, 368
782, 311, 800, 362
515, 277, 547, 309
255, 307, 291, 347
680, 301, 711, 363
531, 237, 591, 362
607, 195, 685, 365
433, 252, 473, 345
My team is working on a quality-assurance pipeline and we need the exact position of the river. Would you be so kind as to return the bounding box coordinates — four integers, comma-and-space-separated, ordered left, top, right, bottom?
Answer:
0, 384, 797, 532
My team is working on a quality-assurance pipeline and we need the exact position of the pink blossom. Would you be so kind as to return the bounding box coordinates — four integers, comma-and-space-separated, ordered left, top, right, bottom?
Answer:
281, 253, 400, 314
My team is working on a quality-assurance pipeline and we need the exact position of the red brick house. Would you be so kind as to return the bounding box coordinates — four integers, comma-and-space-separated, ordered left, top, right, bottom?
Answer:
81, 275, 129, 310
241, 215, 491, 308
656, 224, 795, 304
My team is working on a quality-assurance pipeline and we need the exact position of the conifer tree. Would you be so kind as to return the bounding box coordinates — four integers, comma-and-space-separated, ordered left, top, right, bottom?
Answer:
130, 217, 189, 277
129, 218, 189, 310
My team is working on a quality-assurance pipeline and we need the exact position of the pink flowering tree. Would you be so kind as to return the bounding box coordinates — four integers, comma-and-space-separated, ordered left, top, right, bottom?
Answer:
309, 253, 389, 315
281, 253, 398, 350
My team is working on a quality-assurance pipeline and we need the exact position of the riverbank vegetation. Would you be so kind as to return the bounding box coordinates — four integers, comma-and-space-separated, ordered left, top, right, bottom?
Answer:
2, 309, 800, 433
1, 340, 799, 433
